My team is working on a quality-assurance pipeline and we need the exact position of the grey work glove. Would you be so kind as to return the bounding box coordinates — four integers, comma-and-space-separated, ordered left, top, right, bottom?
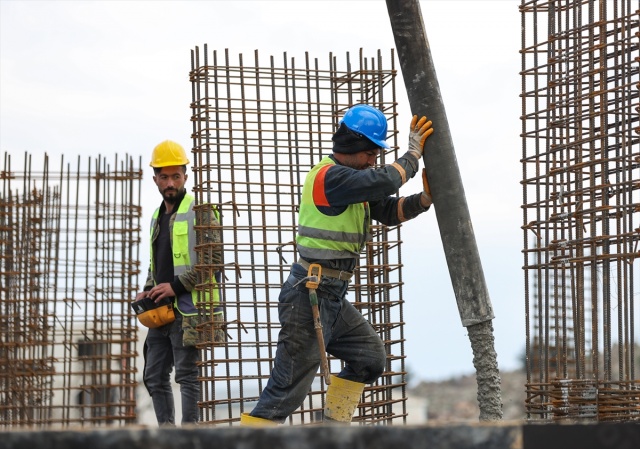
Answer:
407, 115, 434, 159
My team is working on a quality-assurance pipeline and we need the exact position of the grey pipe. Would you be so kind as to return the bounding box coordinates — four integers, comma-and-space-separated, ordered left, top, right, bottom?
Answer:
386, 0, 502, 421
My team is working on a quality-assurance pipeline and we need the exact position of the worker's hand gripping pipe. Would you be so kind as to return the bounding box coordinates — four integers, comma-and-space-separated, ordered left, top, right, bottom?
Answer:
305, 263, 331, 385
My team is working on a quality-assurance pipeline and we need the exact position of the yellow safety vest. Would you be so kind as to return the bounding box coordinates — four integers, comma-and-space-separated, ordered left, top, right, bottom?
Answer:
296, 156, 370, 260
150, 194, 220, 316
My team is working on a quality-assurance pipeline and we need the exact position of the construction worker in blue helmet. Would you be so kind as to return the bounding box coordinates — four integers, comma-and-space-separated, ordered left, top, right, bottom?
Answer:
242, 104, 434, 425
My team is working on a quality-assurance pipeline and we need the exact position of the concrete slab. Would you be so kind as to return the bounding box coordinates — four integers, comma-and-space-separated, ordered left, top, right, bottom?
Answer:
1, 421, 638, 449
2, 422, 520, 449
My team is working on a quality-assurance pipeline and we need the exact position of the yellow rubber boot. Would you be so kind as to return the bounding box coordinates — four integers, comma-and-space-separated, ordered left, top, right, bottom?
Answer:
240, 413, 278, 427
324, 375, 365, 423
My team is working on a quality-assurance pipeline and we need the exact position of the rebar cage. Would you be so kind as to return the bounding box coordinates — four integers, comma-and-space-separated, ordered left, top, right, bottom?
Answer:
189, 46, 409, 425
520, 0, 640, 421
0, 152, 143, 428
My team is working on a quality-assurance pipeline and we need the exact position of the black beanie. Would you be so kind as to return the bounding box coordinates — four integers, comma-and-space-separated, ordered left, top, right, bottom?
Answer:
332, 122, 380, 154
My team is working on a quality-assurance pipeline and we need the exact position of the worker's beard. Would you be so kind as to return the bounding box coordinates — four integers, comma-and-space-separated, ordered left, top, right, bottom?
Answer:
162, 188, 183, 204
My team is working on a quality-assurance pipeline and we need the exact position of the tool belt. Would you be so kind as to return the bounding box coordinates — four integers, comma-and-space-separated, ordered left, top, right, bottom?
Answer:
297, 259, 353, 281
131, 296, 176, 328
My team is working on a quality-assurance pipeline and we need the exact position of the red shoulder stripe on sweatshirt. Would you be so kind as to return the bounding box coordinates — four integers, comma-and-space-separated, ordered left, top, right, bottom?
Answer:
313, 165, 332, 207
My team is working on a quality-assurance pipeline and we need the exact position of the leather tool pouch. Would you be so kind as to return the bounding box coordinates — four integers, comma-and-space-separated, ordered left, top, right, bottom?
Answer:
131, 297, 176, 328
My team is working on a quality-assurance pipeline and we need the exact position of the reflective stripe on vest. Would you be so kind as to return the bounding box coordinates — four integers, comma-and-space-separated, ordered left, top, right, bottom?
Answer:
150, 194, 220, 315
296, 156, 370, 260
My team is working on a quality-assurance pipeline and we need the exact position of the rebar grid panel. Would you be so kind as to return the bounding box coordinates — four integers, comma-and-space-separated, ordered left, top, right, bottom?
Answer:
0, 152, 143, 428
189, 46, 407, 425
520, 0, 640, 421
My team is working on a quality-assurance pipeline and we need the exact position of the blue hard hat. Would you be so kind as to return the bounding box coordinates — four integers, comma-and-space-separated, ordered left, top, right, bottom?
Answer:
340, 104, 390, 149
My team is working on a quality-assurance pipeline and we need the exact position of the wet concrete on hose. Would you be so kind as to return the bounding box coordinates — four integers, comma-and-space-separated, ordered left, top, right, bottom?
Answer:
468, 320, 503, 421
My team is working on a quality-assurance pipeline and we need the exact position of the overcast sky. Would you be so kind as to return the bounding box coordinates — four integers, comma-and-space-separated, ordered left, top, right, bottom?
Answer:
1, 0, 524, 382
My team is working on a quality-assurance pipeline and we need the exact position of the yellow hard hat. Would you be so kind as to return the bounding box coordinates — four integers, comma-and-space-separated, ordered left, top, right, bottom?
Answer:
150, 140, 190, 167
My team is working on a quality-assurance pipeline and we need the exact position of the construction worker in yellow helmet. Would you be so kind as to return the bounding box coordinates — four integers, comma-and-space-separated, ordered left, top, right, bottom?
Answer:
136, 140, 223, 426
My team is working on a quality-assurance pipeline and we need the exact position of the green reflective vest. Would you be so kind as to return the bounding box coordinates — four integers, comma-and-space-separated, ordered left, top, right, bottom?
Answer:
296, 156, 370, 260
150, 193, 220, 316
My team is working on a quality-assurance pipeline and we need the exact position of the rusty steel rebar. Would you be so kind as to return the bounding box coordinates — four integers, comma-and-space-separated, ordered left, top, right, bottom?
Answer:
521, 0, 640, 422
0, 152, 143, 429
